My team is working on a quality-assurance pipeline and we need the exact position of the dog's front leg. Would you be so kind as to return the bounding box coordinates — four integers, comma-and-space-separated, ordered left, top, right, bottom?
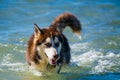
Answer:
56, 63, 62, 74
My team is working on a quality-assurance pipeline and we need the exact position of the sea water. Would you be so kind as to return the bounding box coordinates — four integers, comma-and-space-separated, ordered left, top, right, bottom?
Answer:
0, 0, 120, 80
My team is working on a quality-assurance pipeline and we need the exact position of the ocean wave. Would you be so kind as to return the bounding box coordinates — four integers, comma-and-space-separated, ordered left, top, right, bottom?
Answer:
70, 42, 90, 53
0, 46, 120, 75
0, 53, 42, 76
0, 42, 26, 54
0, 53, 27, 72
72, 50, 120, 74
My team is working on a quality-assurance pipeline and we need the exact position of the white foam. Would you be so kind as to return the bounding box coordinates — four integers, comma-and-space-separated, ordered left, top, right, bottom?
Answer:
104, 39, 118, 46
72, 50, 120, 74
0, 63, 27, 72
8, 63, 27, 72
0, 43, 9, 47
1, 62, 23, 67
0, 62, 27, 72
1, 54, 13, 64
108, 41, 117, 46
0, 53, 43, 76
70, 42, 89, 52
0, 44, 120, 75
29, 66, 42, 76
0, 53, 27, 72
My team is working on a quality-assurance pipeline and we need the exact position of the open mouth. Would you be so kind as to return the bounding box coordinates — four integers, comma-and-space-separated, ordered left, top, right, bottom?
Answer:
49, 59, 57, 65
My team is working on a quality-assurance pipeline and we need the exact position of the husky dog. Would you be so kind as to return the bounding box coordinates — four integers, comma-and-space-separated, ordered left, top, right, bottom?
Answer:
25, 12, 81, 73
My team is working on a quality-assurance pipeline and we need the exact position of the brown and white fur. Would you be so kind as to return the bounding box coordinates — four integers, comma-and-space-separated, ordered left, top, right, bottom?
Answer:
25, 12, 82, 74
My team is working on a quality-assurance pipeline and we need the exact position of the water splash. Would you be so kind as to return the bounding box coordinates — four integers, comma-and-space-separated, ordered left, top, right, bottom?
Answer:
29, 66, 43, 76
72, 50, 120, 74
0, 53, 27, 72
0, 45, 120, 75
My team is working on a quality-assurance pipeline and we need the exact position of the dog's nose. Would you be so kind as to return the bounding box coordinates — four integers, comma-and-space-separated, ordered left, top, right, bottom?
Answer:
53, 54, 58, 59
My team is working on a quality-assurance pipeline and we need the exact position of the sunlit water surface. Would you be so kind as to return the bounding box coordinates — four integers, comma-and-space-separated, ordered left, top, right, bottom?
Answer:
0, 0, 120, 80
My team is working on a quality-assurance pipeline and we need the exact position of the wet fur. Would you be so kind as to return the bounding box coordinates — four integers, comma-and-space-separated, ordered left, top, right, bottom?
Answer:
26, 12, 81, 73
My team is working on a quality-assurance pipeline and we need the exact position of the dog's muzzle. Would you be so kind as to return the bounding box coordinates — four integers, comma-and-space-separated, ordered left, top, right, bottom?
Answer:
49, 54, 59, 65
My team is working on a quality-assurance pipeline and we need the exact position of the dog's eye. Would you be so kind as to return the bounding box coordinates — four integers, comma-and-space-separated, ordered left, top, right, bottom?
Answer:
55, 42, 59, 47
37, 42, 41, 45
45, 43, 52, 48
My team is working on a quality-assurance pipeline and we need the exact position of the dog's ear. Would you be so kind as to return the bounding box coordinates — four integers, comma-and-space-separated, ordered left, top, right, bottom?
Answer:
34, 24, 43, 37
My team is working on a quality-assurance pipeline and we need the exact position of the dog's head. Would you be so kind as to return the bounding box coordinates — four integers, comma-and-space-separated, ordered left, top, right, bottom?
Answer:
34, 24, 62, 65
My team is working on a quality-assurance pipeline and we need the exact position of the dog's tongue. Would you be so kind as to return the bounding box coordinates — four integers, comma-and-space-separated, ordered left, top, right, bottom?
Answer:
50, 59, 57, 65
52, 59, 56, 64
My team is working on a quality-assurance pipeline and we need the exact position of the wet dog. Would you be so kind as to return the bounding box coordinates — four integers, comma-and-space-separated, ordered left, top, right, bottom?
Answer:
25, 12, 81, 73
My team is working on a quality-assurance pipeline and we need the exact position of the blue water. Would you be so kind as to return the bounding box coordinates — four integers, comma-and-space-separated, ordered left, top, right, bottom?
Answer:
0, 0, 120, 80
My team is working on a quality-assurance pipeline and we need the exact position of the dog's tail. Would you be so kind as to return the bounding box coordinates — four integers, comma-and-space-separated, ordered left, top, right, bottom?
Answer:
51, 12, 82, 39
